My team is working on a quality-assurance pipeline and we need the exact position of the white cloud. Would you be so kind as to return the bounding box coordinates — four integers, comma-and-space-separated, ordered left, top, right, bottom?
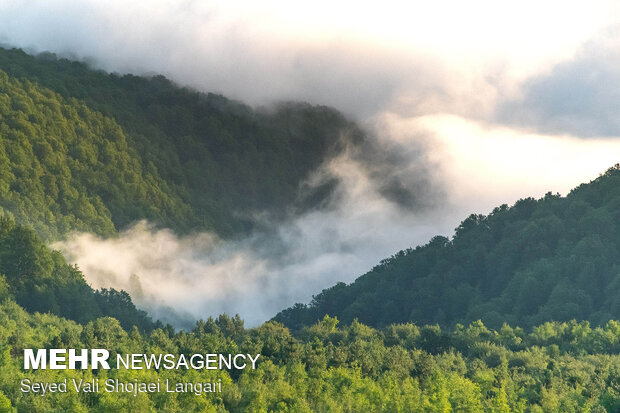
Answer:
377, 113, 620, 213
0, 0, 614, 118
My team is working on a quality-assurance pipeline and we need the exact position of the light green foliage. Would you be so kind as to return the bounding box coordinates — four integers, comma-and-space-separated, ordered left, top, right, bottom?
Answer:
0, 391, 13, 413
0, 70, 187, 240
2, 305, 620, 412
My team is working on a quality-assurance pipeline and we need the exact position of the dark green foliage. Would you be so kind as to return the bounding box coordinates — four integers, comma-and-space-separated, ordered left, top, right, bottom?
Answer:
0, 217, 154, 331
0, 47, 360, 238
94, 288, 155, 332
276, 165, 620, 331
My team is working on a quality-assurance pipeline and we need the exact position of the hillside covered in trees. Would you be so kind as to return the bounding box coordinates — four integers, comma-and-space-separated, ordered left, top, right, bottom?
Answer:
0, 47, 360, 239
276, 165, 620, 331
0, 217, 155, 331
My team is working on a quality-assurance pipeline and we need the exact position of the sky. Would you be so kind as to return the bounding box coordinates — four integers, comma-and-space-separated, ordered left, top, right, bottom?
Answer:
3, 0, 620, 325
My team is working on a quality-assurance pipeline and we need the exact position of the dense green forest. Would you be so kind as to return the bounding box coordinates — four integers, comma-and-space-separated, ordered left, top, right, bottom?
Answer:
0, 47, 360, 239
0, 69, 183, 239
276, 165, 620, 332
4, 299, 620, 412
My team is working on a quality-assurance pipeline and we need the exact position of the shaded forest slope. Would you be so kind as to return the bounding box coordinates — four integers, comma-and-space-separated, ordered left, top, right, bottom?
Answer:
276, 165, 620, 330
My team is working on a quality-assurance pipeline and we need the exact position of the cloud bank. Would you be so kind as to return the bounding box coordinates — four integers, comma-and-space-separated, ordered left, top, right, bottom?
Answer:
0, 0, 614, 119
497, 26, 620, 137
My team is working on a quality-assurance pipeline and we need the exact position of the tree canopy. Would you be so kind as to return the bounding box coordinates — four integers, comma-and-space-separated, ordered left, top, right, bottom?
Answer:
0, 217, 154, 331
276, 165, 620, 332
0, 47, 361, 239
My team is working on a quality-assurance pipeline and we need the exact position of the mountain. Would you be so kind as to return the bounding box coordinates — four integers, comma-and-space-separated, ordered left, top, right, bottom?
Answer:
0, 47, 362, 240
0, 47, 371, 332
275, 165, 620, 331
2, 48, 620, 413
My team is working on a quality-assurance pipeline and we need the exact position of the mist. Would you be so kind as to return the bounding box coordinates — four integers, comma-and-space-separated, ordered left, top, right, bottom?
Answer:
0, 1, 613, 120
54, 147, 452, 327
6, 1, 620, 325
52, 114, 620, 327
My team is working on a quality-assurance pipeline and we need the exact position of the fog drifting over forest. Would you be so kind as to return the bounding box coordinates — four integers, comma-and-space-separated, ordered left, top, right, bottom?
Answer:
7, 0, 620, 325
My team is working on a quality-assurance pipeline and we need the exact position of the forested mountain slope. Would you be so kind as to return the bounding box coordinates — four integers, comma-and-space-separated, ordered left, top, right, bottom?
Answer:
0, 217, 154, 330
0, 70, 186, 239
0, 47, 360, 239
275, 165, 620, 331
